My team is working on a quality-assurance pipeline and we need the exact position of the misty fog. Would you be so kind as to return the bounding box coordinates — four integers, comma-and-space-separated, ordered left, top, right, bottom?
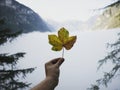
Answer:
0, 28, 120, 90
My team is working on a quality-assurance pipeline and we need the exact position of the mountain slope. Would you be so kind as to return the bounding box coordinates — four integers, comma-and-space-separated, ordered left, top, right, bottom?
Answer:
0, 0, 53, 33
93, 0, 120, 30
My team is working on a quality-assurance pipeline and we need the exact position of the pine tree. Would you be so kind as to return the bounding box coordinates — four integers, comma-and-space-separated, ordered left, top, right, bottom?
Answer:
88, 1, 120, 89
88, 32, 120, 90
95, 32, 120, 88
88, 33, 120, 90
0, 19, 35, 90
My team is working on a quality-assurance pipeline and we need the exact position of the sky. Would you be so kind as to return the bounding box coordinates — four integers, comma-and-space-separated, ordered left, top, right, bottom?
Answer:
17, 0, 115, 22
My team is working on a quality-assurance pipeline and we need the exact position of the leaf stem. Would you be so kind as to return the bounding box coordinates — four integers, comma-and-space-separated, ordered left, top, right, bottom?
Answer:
62, 48, 64, 58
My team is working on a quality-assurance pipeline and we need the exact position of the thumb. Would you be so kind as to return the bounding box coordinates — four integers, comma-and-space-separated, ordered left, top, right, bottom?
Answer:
56, 58, 64, 67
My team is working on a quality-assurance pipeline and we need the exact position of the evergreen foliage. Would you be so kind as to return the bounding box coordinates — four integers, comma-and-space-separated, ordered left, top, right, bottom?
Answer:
88, 33, 120, 90
0, 19, 35, 90
88, 32, 120, 90
96, 32, 120, 87
88, 1, 120, 89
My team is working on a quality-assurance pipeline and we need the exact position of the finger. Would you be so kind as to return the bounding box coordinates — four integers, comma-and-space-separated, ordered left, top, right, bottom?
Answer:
56, 58, 64, 67
50, 58, 61, 64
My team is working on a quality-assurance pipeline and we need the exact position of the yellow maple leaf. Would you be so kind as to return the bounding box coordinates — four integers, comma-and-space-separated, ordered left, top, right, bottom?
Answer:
48, 27, 77, 51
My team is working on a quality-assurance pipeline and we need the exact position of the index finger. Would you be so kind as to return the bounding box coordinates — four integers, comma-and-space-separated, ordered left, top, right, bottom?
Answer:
51, 58, 61, 64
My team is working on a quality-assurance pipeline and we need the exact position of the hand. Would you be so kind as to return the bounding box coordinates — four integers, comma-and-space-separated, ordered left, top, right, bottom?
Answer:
31, 58, 64, 90
45, 58, 64, 86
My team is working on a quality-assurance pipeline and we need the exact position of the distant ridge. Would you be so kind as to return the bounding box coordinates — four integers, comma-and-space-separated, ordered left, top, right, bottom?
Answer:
93, 0, 120, 30
0, 0, 53, 33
